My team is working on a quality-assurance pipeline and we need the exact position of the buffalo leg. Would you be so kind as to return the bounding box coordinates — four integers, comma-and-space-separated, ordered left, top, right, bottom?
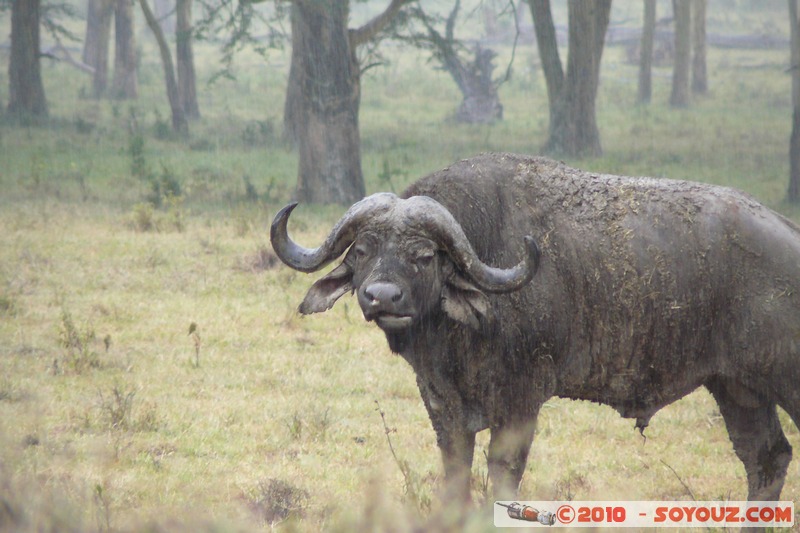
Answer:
438, 424, 477, 502
487, 421, 537, 500
416, 377, 477, 501
707, 379, 792, 502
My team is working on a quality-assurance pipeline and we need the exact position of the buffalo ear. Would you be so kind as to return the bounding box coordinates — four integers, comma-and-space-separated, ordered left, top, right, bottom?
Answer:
442, 273, 491, 330
299, 262, 354, 314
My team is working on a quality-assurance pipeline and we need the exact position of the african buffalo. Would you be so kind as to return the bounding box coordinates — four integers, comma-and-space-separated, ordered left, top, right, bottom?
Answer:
270, 152, 800, 502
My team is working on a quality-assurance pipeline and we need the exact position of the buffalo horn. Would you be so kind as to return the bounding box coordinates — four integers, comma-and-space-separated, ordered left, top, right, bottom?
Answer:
411, 196, 541, 293
270, 193, 396, 273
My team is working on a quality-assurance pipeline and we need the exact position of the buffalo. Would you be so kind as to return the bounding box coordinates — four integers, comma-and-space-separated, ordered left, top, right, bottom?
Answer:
270, 152, 800, 502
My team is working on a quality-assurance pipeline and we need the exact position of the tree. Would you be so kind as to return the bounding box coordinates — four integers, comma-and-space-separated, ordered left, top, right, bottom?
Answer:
406, 0, 508, 124
670, 0, 691, 107
83, 0, 114, 98
528, 0, 612, 157
691, 0, 707, 94
8, 0, 48, 119
82, 0, 100, 66
637, 0, 656, 104
139, 0, 187, 134
112, 0, 138, 99
177, 0, 199, 118
283, 12, 302, 145
288, 2, 364, 205
198, 0, 408, 204
286, 0, 410, 205
789, 0, 800, 203
153, 0, 175, 33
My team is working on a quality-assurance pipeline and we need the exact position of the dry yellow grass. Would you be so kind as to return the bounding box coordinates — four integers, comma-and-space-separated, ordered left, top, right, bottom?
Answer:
1, 7, 799, 529
1, 198, 798, 532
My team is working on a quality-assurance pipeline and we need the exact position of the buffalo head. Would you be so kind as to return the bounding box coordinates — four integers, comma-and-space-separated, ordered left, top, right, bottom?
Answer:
270, 193, 540, 333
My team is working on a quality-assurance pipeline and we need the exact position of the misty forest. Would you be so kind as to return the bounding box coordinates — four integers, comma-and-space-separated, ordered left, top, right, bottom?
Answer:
1, 0, 799, 531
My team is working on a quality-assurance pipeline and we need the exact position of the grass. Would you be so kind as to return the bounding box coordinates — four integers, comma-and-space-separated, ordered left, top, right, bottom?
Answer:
1, 7, 800, 531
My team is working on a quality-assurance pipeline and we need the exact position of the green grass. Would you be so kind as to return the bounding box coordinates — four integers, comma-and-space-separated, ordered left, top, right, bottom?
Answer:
1, 20, 800, 532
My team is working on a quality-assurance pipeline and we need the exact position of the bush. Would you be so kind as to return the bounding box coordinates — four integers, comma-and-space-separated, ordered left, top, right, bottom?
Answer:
249, 478, 309, 525
97, 383, 161, 432
129, 202, 155, 232
57, 310, 100, 374
129, 133, 147, 180
242, 119, 275, 147
146, 164, 182, 208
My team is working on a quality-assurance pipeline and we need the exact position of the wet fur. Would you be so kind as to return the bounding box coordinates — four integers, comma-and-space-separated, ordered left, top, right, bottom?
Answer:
293, 152, 800, 503
398, 153, 800, 501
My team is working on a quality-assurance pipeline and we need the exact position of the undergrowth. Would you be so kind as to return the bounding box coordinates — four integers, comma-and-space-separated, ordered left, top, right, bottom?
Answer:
0, 5, 798, 532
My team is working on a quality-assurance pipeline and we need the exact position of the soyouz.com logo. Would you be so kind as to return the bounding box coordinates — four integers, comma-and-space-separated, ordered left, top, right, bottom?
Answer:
493, 501, 794, 528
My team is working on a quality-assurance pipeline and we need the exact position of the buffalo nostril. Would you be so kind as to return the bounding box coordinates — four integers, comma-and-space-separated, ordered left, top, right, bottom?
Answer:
364, 282, 403, 305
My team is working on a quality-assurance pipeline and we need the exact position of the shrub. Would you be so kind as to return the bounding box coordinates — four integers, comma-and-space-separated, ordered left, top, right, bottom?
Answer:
242, 119, 275, 147
129, 202, 155, 232
249, 478, 309, 525
146, 164, 182, 208
128, 133, 147, 180
57, 310, 100, 374
97, 383, 161, 432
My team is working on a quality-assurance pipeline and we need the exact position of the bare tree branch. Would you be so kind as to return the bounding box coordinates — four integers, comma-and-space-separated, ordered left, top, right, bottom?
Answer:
445, 0, 460, 42
350, 0, 414, 47
138, 0, 187, 134
497, 0, 520, 86
43, 41, 95, 74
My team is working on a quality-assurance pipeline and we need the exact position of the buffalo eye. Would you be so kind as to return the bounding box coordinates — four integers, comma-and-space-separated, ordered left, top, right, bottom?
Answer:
354, 244, 370, 259
412, 250, 435, 268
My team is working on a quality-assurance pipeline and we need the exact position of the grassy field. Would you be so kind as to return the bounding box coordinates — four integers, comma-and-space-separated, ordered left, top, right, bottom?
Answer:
1, 7, 800, 531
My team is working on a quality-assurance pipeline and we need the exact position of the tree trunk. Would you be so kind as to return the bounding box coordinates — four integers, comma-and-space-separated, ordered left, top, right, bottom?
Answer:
83, 0, 100, 64
417, 2, 502, 124
530, 0, 611, 158
139, 0, 187, 135
176, 0, 199, 118
789, 0, 800, 203
153, 0, 175, 34
8, 0, 48, 119
638, 0, 656, 104
529, 0, 563, 120
291, 1, 365, 205
283, 16, 302, 146
112, 0, 138, 99
670, 0, 691, 107
285, 0, 406, 202
84, 0, 114, 98
691, 0, 707, 94
454, 45, 503, 123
